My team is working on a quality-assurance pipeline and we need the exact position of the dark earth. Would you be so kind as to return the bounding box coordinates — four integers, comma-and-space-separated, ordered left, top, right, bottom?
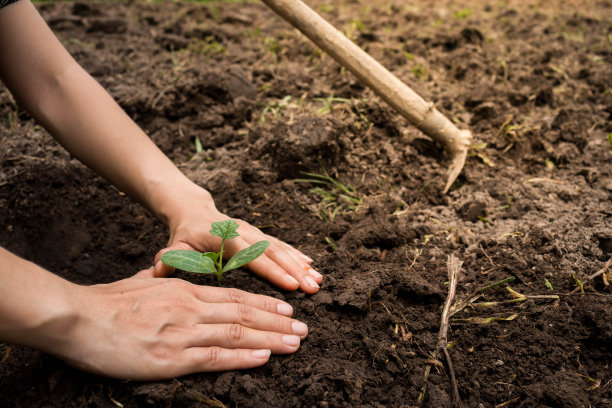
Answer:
1, 0, 611, 407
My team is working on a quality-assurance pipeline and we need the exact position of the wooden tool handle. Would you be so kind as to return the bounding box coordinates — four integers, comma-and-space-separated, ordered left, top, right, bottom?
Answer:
261, 0, 472, 192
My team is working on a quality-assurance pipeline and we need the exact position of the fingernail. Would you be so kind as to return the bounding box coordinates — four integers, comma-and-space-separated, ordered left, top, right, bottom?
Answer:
252, 349, 271, 358
307, 268, 322, 280
305, 276, 320, 289
287, 275, 300, 287
299, 253, 314, 263
277, 303, 294, 316
292, 321, 308, 336
282, 335, 300, 347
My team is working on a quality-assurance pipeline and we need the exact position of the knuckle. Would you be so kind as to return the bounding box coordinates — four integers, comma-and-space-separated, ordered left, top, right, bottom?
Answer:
270, 316, 288, 333
163, 278, 188, 290
227, 323, 247, 344
236, 304, 256, 325
203, 347, 225, 367
226, 288, 247, 304
149, 343, 174, 362
260, 296, 277, 313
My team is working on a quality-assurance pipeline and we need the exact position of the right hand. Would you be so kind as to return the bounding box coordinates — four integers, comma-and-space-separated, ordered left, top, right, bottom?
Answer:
151, 187, 323, 293
48, 269, 308, 380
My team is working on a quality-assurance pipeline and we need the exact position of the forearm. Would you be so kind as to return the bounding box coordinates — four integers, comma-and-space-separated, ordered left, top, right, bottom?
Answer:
29, 61, 206, 226
0, 247, 77, 350
0, 1, 203, 226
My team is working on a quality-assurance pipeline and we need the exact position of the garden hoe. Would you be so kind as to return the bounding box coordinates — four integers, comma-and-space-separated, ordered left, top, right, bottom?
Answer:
261, 0, 473, 193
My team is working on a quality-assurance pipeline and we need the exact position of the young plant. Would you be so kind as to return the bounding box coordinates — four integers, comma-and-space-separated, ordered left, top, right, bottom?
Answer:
161, 220, 269, 286
294, 163, 361, 222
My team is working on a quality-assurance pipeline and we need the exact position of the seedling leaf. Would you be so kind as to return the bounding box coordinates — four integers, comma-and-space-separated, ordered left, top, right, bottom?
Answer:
571, 272, 584, 293
223, 240, 270, 272
202, 252, 219, 262
161, 250, 216, 274
195, 136, 203, 153
211, 220, 240, 240
545, 278, 554, 290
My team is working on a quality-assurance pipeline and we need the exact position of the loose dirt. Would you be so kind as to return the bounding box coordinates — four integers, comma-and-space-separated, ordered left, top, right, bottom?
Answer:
1, 1, 610, 407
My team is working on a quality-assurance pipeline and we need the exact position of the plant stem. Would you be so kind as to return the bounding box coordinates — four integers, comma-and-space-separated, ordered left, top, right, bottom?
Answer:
216, 238, 226, 286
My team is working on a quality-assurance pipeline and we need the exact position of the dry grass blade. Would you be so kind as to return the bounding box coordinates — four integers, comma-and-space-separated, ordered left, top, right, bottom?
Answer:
495, 396, 520, 407
451, 314, 518, 325
450, 276, 515, 316
570, 256, 612, 294
0, 346, 10, 365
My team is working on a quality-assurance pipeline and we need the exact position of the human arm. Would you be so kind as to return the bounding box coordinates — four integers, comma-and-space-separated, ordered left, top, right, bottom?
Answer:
0, 247, 309, 380
0, 0, 321, 293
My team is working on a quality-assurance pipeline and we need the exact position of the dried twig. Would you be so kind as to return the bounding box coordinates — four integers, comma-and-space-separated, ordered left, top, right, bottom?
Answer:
418, 254, 463, 407
479, 244, 496, 268
570, 257, 612, 294
450, 276, 515, 316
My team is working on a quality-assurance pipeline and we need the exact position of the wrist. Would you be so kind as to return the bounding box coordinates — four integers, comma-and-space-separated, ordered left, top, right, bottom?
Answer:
0, 250, 80, 352
147, 177, 217, 230
28, 280, 82, 355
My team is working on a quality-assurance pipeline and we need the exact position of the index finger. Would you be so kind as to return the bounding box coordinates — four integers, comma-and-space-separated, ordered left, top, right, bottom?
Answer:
192, 286, 295, 317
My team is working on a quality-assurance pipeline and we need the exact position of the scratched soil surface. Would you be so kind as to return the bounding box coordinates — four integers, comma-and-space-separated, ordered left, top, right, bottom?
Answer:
1, 0, 611, 407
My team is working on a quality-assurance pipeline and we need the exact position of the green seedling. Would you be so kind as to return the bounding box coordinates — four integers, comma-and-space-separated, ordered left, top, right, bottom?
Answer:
469, 142, 495, 167
194, 136, 203, 153
294, 163, 361, 222
316, 94, 352, 114
161, 220, 269, 286
324, 237, 337, 251
478, 216, 492, 224
563, 30, 584, 43
453, 8, 473, 19
259, 95, 293, 124
571, 272, 584, 293
411, 62, 426, 80
319, 4, 333, 13
263, 36, 280, 59
607, 132, 612, 146
498, 192, 514, 210
545, 278, 554, 290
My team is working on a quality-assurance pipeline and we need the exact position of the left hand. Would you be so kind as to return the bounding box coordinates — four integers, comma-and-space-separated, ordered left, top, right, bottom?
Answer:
152, 188, 322, 294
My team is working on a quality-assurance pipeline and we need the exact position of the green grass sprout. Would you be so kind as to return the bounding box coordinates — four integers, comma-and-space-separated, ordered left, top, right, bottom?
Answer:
295, 163, 361, 221
545, 278, 554, 290
316, 93, 352, 114
571, 272, 584, 293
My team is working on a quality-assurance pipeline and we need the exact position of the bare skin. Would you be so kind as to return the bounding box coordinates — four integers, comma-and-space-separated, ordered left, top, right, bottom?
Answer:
0, 248, 308, 380
0, 0, 322, 379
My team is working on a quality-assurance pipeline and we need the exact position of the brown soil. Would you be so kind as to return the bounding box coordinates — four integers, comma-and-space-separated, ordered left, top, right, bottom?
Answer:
1, 1, 611, 407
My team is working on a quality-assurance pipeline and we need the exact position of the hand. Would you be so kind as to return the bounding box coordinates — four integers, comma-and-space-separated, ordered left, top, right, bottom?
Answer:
50, 269, 309, 380
153, 188, 323, 294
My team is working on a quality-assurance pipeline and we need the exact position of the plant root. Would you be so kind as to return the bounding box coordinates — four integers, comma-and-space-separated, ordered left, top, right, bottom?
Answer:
418, 254, 463, 407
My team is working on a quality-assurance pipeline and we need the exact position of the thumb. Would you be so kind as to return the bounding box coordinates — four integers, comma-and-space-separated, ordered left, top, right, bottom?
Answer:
153, 242, 196, 278
133, 267, 156, 279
